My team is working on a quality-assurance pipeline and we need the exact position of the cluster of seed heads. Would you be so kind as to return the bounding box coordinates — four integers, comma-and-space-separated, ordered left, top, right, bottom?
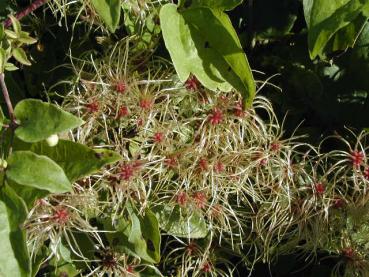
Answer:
23, 36, 369, 276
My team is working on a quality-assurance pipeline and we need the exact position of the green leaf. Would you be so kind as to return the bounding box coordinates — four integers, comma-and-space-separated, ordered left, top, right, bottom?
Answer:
18, 32, 37, 45
0, 48, 7, 73
9, 15, 21, 35
90, 0, 121, 33
0, 185, 31, 277
328, 15, 367, 53
49, 246, 79, 277
0, 24, 4, 40
160, 4, 255, 107
6, 151, 72, 193
12, 48, 31, 66
66, 232, 95, 270
104, 208, 161, 263
4, 29, 18, 39
139, 266, 163, 277
4, 62, 18, 71
11, 182, 48, 210
31, 246, 48, 277
189, 0, 242, 11
304, 0, 369, 58
138, 209, 161, 263
30, 140, 121, 182
14, 99, 83, 143
153, 205, 208, 239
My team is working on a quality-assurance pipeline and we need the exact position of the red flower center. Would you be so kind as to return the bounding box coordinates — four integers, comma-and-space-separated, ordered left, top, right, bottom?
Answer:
350, 150, 364, 168
139, 98, 153, 110
342, 248, 355, 258
198, 158, 208, 171
333, 198, 345, 208
271, 142, 281, 151
193, 191, 207, 209
153, 132, 164, 143
120, 164, 134, 181
117, 106, 129, 118
176, 191, 188, 206
315, 183, 325, 195
202, 262, 211, 272
214, 161, 224, 173
126, 265, 134, 273
185, 75, 200, 91
86, 101, 99, 113
52, 208, 69, 225
115, 81, 126, 94
209, 108, 223, 125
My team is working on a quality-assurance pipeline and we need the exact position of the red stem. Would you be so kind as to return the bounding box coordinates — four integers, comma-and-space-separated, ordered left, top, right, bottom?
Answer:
0, 73, 15, 123
3, 0, 49, 28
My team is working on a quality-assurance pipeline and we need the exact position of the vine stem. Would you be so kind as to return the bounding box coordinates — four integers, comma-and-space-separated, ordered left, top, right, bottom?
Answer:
3, 0, 49, 28
0, 73, 15, 123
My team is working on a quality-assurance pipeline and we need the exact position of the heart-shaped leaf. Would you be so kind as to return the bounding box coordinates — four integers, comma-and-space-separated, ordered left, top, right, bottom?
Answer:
14, 99, 83, 143
6, 151, 72, 193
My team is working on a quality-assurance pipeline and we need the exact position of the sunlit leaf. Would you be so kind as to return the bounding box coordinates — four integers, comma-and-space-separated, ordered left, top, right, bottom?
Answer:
160, 4, 255, 107
91, 0, 121, 33
0, 185, 30, 277
14, 99, 83, 143
6, 151, 72, 193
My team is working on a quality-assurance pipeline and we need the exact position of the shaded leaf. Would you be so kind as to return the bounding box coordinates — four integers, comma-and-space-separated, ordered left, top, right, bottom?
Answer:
153, 205, 208, 239
329, 15, 367, 52
0, 24, 4, 40
6, 151, 72, 193
14, 99, 83, 143
189, 0, 242, 11
10, 181, 48, 210
304, 0, 369, 58
31, 246, 48, 277
31, 140, 121, 182
139, 266, 163, 277
249, 0, 299, 39
104, 208, 161, 263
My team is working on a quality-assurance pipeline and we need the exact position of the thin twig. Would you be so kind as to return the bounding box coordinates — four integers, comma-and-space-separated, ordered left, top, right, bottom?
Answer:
0, 73, 15, 123
3, 0, 49, 28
